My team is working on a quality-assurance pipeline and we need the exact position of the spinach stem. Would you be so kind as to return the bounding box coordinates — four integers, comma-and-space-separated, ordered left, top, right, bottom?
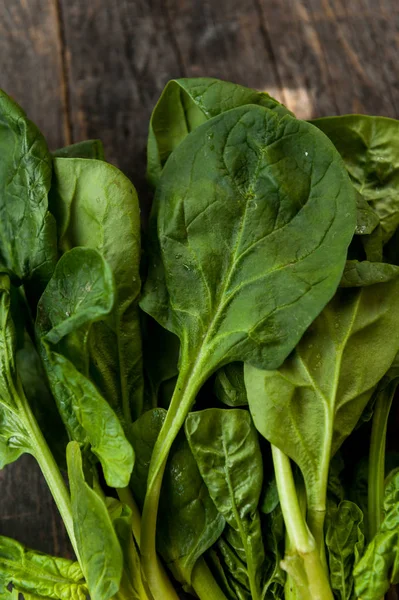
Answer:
368, 381, 396, 539
191, 557, 228, 600
117, 487, 142, 546
16, 377, 80, 562
141, 360, 203, 600
272, 446, 333, 600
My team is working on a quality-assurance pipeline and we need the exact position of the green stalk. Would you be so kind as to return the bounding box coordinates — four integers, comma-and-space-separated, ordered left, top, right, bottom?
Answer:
368, 380, 397, 539
191, 557, 228, 600
141, 359, 204, 600
117, 487, 142, 546
272, 446, 334, 600
16, 377, 80, 561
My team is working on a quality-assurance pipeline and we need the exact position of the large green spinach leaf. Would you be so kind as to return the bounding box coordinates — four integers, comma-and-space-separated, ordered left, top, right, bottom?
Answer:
36, 247, 134, 488
0, 535, 86, 600
49, 158, 143, 422
0, 90, 57, 287
140, 104, 356, 597
147, 77, 292, 186
245, 277, 399, 550
354, 469, 399, 600
185, 408, 264, 599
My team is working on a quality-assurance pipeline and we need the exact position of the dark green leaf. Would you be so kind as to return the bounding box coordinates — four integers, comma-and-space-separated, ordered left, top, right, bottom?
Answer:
354, 469, 399, 600
214, 363, 247, 407
158, 430, 225, 585
37, 248, 134, 488
49, 158, 143, 421
130, 407, 166, 508
0, 275, 31, 467
67, 442, 123, 600
142, 105, 356, 375
311, 115, 399, 245
0, 89, 57, 286
185, 409, 264, 598
0, 535, 87, 600
326, 500, 365, 600
340, 260, 399, 287
52, 140, 105, 160
147, 77, 292, 186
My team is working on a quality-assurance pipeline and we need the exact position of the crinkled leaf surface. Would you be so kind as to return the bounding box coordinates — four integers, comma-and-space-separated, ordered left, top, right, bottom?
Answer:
214, 363, 247, 407
340, 260, 399, 287
245, 278, 399, 525
49, 158, 142, 421
312, 115, 399, 244
141, 105, 356, 375
354, 469, 399, 599
0, 535, 86, 600
37, 248, 134, 488
147, 77, 292, 186
185, 408, 264, 598
67, 442, 123, 600
325, 501, 364, 600
0, 89, 57, 285
0, 275, 31, 467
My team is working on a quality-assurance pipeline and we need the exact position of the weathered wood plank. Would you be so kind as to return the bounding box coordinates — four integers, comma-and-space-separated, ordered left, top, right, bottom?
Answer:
257, 0, 399, 118
0, 0, 69, 148
0, 0, 71, 557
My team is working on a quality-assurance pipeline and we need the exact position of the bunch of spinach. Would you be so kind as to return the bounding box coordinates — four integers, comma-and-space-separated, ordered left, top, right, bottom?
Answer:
0, 78, 398, 600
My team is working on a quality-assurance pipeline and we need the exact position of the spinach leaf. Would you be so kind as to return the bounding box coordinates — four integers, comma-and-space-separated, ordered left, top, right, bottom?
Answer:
311, 115, 399, 245
53, 140, 105, 160
214, 363, 247, 407
67, 442, 124, 600
245, 277, 399, 552
158, 429, 225, 586
49, 158, 143, 421
354, 469, 399, 600
0, 275, 31, 467
130, 408, 225, 587
37, 247, 134, 488
261, 505, 286, 599
185, 409, 264, 599
0, 90, 57, 287
340, 260, 399, 287
147, 77, 292, 186
106, 498, 150, 600
140, 104, 356, 597
0, 535, 87, 600
325, 500, 364, 600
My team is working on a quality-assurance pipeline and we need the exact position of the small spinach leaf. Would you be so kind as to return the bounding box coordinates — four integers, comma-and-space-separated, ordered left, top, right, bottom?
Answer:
340, 260, 399, 287
185, 408, 264, 599
67, 442, 124, 600
214, 363, 247, 407
37, 247, 134, 488
354, 469, 399, 600
49, 158, 143, 421
325, 500, 365, 600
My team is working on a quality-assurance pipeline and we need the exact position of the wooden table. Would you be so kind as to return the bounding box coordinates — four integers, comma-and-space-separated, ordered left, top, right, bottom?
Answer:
0, 0, 398, 559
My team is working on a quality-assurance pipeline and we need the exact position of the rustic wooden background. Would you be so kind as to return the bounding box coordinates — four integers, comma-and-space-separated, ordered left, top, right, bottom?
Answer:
0, 0, 398, 558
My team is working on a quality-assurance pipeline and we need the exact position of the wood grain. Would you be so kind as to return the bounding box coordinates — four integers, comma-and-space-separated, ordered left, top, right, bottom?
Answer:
1, 0, 399, 559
